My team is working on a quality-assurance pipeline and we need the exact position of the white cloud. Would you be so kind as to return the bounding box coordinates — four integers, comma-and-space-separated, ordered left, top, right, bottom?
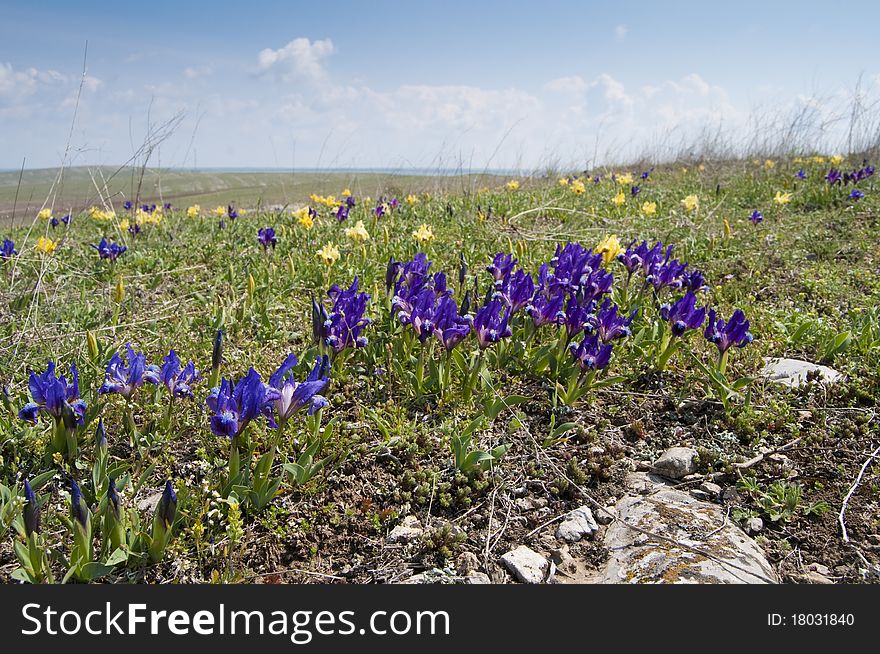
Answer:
615, 24, 628, 41
0, 62, 67, 100
183, 66, 212, 79
257, 37, 335, 81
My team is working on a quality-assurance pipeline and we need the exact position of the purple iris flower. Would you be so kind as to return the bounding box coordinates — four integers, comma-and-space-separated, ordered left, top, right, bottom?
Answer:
156, 349, 199, 398
525, 263, 566, 327
640, 168, 653, 180
472, 298, 512, 349
385, 257, 402, 293
50, 216, 59, 228
683, 269, 708, 293
389, 197, 399, 210
749, 210, 763, 224
323, 277, 371, 352
850, 189, 865, 201
128, 223, 141, 236
266, 353, 330, 426
660, 292, 707, 337
163, 203, 172, 211
1, 239, 17, 260
61, 214, 72, 225
494, 269, 535, 314
564, 296, 596, 340
826, 169, 842, 185
123, 201, 133, 211
433, 295, 472, 351
345, 196, 356, 209
207, 368, 279, 439
141, 204, 154, 214
704, 309, 753, 354
631, 185, 641, 196
795, 169, 807, 180
432, 272, 450, 298
486, 252, 517, 281
374, 203, 386, 218
18, 361, 86, 425
98, 344, 160, 399
646, 257, 688, 291
156, 480, 177, 528
569, 333, 613, 372
586, 298, 637, 343
335, 205, 350, 222
257, 227, 277, 251
92, 237, 127, 262
227, 206, 238, 220
392, 253, 433, 317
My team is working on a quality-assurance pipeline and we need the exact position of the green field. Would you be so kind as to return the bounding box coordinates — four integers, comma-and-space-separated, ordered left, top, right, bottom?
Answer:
0, 157, 878, 584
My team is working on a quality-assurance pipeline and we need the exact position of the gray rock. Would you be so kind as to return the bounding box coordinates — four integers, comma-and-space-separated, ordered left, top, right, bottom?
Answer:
760, 358, 844, 388
456, 551, 480, 575
689, 489, 713, 501
500, 545, 549, 584
462, 572, 491, 584
593, 473, 778, 584
137, 492, 163, 513
721, 487, 741, 504
386, 515, 423, 544
699, 482, 722, 498
555, 507, 599, 543
652, 447, 699, 479
746, 517, 764, 534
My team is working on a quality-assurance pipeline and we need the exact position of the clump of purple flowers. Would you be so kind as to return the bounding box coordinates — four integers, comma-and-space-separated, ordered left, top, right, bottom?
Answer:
154, 349, 200, 398
265, 354, 330, 428
92, 238, 127, 262
18, 361, 86, 425
207, 368, 278, 439
1, 239, 17, 261
660, 292, 707, 337
749, 210, 763, 225
317, 278, 372, 353
257, 227, 277, 251
98, 344, 159, 399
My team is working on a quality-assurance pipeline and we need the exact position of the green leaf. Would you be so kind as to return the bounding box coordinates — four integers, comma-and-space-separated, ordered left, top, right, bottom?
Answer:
105, 547, 129, 567
81, 562, 115, 581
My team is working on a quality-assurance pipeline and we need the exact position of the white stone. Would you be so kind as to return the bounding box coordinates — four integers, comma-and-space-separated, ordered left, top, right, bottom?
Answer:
555, 507, 599, 543
386, 516, 423, 544
593, 473, 778, 584
760, 358, 843, 388
652, 447, 699, 479
500, 545, 549, 584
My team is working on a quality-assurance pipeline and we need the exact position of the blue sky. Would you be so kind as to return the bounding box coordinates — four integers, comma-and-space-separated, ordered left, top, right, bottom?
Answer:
2, 1, 879, 169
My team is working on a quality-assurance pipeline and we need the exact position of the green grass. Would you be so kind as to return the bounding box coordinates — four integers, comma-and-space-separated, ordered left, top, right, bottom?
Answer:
0, 157, 878, 583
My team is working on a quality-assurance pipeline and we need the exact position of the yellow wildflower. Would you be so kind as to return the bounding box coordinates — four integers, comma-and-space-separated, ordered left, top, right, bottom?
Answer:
34, 236, 57, 255
764, 159, 775, 169
293, 207, 314, 229
37, 208, 52, 221
611, 191, 626, 207
829, 154, 844, 166
773, 191, 792, 206
558, 177, 569, 187
570, 179, 585, 195
412, 223, 434, 244
316, 242, 340, 266
119, 218, 130, 231
341, 188, 352, 198
617, 172, 633, 185
186, 205, 201, 218
812, 155, 825, 164
506, 180, 520, 191
681, 195, 699, 212
595, 234, 624, 266
345, 220, 370, 243
405, 194, 418, 205
214, 206, 227, 217
641, 201, 657, 216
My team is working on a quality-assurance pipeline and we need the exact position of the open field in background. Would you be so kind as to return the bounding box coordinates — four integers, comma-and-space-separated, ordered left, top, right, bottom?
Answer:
0, 156, 878, 584
0, 167, 511, 225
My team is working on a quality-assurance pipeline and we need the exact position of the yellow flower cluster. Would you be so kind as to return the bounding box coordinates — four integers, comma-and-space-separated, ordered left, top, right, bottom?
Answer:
37, 208, 53, 221
595, 234, 624, 266
316, 242, 340, 266
136, 208, 163, 225
506, 180, 520, 191
293, 207, 314, 229
34, 236, 57, 254
570, 179, 585, 195
616, 172, 633, 185
641, 201, 657, 216
681, 195, 699, 212
773, 191, 792, 205
309, 194, 339, 208
345, 220, 370, 243
611, 191, 626, 206
412, 223, 434, 244
88, 206, 116, 221
186, 205, 201, 218
405, 194, 418, 205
